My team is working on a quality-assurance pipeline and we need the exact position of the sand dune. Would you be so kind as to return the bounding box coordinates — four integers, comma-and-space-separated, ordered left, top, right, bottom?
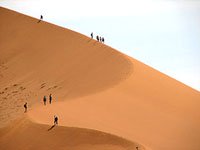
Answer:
0, 6, 132, 126
1, 7, 200, 150
0, 117, 140, 150
28, 59, 200, 150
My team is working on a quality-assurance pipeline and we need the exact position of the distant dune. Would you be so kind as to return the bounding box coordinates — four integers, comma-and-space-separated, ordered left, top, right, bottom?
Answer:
0, 7, 200, 150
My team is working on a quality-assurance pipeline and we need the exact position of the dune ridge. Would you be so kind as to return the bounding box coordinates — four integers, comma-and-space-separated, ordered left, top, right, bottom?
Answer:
1, 6, 200, 150
0, 7, 143, 150
0, 6, 133, 126
0, 117, 143, 150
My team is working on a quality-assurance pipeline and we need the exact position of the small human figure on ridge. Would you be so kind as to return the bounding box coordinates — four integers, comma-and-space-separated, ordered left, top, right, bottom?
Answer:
102, 37, 104, 43
24, 102, 27, 113
38, 15, 43, 23
91, 32, 93, 39
96, 35, 99, 42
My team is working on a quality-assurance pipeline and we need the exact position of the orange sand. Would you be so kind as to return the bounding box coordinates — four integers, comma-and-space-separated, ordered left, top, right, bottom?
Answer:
0, 7, 200, 150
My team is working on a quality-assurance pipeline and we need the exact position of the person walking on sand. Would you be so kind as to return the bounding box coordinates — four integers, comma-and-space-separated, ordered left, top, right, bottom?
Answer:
24, 102, 27, 113
54, 115, 58, 125
96, 35, 99, 42
40, 15, 43, 20
136, 146, 139, 150
49, 94, 52, 104
102, 37, 104, 43
91, 32, 93, 39
38, 15, 43, 23
43, 96, 47, 105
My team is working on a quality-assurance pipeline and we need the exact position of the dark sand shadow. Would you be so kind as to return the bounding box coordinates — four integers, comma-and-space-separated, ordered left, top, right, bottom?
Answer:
87, 39, 93, 43
47, 125, 55, 131
93, 41, 99, 46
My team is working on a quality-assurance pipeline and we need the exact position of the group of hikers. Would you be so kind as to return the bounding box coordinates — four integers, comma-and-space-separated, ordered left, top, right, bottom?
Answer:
90, 32, 105, 43
37, 15, 105, 44
23, 93, 58, 125
43, 94, 52, 105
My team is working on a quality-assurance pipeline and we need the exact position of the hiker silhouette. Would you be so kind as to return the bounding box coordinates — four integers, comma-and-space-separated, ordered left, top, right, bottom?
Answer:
38, 15, 43, 23
24, 102, 27, 113
91, 32, 93, 39
54, 115, 58, 125
96, 35, 99, 42
102, 37, 104, 43
49, 94, 52, 104
43, 96, 47, 105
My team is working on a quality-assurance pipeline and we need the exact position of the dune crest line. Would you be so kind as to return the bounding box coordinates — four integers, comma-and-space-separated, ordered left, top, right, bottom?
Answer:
0, 6, 133, 126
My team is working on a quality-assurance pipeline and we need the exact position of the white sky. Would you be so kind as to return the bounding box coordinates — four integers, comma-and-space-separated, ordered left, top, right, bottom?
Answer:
0, 0, 200, 91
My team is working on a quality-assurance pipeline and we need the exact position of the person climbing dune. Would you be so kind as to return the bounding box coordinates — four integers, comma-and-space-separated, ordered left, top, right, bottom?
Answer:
91, 32, 93, 39
38, 15, 43, 23
43, 96, 47, 105
96, 35, 99, 42
54, 115, 58, 125
49, 94, 52, 104
24, 102, 27, 113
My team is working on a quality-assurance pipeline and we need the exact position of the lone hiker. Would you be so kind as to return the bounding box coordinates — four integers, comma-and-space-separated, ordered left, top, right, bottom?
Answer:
91, 32, 93, 39
43, 96, 47, 105
24, 102, 27, 113
40, 15, 43, 20
49, 94, 52, 104
54, 115, 58, 125
38, 15, 43, 23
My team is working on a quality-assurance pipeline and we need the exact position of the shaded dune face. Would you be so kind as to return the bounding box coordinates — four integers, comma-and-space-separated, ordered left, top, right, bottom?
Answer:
0, 7, 133, 124
0, 118, 143, 150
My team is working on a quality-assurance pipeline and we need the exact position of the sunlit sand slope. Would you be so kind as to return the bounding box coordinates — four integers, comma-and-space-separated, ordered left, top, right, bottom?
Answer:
1, 6, 200, 150
29, 60, 200, 150
0, 6, 132, 126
